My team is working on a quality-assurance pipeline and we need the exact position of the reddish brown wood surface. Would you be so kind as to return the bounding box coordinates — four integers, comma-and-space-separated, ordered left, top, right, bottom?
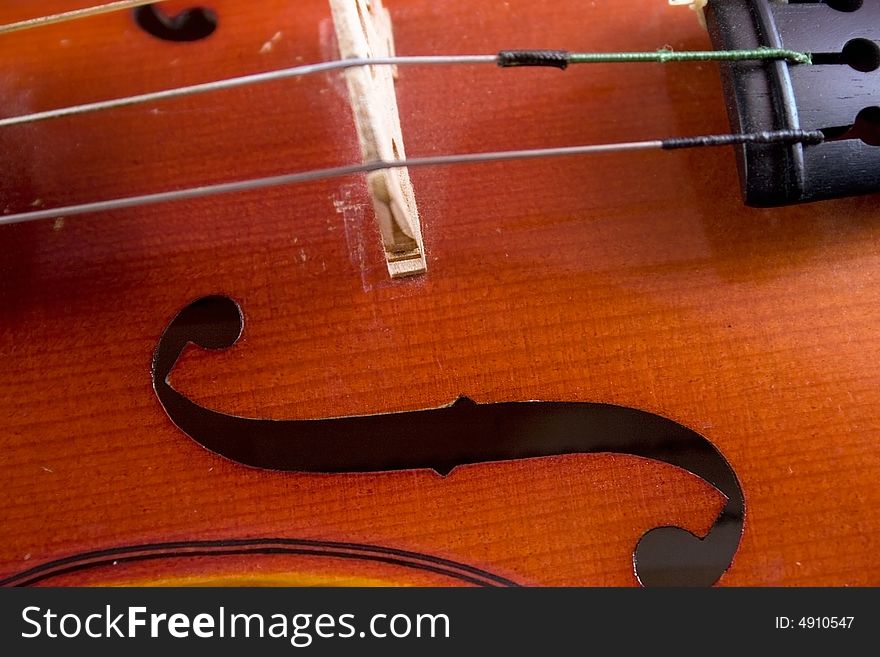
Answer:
1, 0, 879, 586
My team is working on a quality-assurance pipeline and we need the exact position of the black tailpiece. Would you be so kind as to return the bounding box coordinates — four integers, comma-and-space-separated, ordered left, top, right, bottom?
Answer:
706, 0, 879, 205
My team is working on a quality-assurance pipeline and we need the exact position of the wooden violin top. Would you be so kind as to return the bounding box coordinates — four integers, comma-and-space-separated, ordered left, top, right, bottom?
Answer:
0, 0, 878, 587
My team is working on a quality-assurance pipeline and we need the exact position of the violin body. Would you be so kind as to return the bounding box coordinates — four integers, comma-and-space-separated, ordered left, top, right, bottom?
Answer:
1, 0, 879, 586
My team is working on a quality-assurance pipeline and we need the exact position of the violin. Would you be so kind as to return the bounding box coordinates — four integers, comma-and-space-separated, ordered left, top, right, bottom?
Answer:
1, 0, 879, 588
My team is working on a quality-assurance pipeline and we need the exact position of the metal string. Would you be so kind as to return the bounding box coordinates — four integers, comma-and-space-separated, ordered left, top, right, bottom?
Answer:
0, 56, 497, 128
0, 6, 815, 227
0, 130, 824, 227
0, 0, 163, 35
0, 48, 810, 129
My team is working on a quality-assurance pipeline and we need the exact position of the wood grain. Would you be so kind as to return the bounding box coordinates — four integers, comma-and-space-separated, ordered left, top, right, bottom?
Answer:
1, 0, 879, 586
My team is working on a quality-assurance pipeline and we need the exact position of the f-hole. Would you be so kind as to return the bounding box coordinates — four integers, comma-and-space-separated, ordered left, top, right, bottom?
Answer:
822, 107, 880, 146
134, 5, 218, 42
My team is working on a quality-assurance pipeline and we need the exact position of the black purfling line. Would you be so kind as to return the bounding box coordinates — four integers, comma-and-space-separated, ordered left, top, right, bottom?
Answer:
2, 546, 517, 588
0, 538, 518, 588
7, 550, 499, 588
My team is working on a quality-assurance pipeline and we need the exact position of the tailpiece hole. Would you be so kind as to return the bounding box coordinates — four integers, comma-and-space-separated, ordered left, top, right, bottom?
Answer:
822, 107, 880, 146
813, 38, 880, 72
825, 0, 863, 12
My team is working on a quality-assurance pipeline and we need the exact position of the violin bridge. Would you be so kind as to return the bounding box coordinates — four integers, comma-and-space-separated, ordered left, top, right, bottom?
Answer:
329, 0, 426, 278
668, 0, 708, 26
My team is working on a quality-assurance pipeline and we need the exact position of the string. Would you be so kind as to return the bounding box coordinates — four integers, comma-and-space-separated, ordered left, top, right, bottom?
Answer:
0, 129, 824, 226
0, 48, 810, 129
501, 47, 811, 67
570, 48, 811, 65
0, 56, 495, 128
0, 0, 163, 35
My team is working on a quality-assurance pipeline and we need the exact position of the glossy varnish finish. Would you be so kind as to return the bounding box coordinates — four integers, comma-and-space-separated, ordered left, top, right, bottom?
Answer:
1, 0, 879, 586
